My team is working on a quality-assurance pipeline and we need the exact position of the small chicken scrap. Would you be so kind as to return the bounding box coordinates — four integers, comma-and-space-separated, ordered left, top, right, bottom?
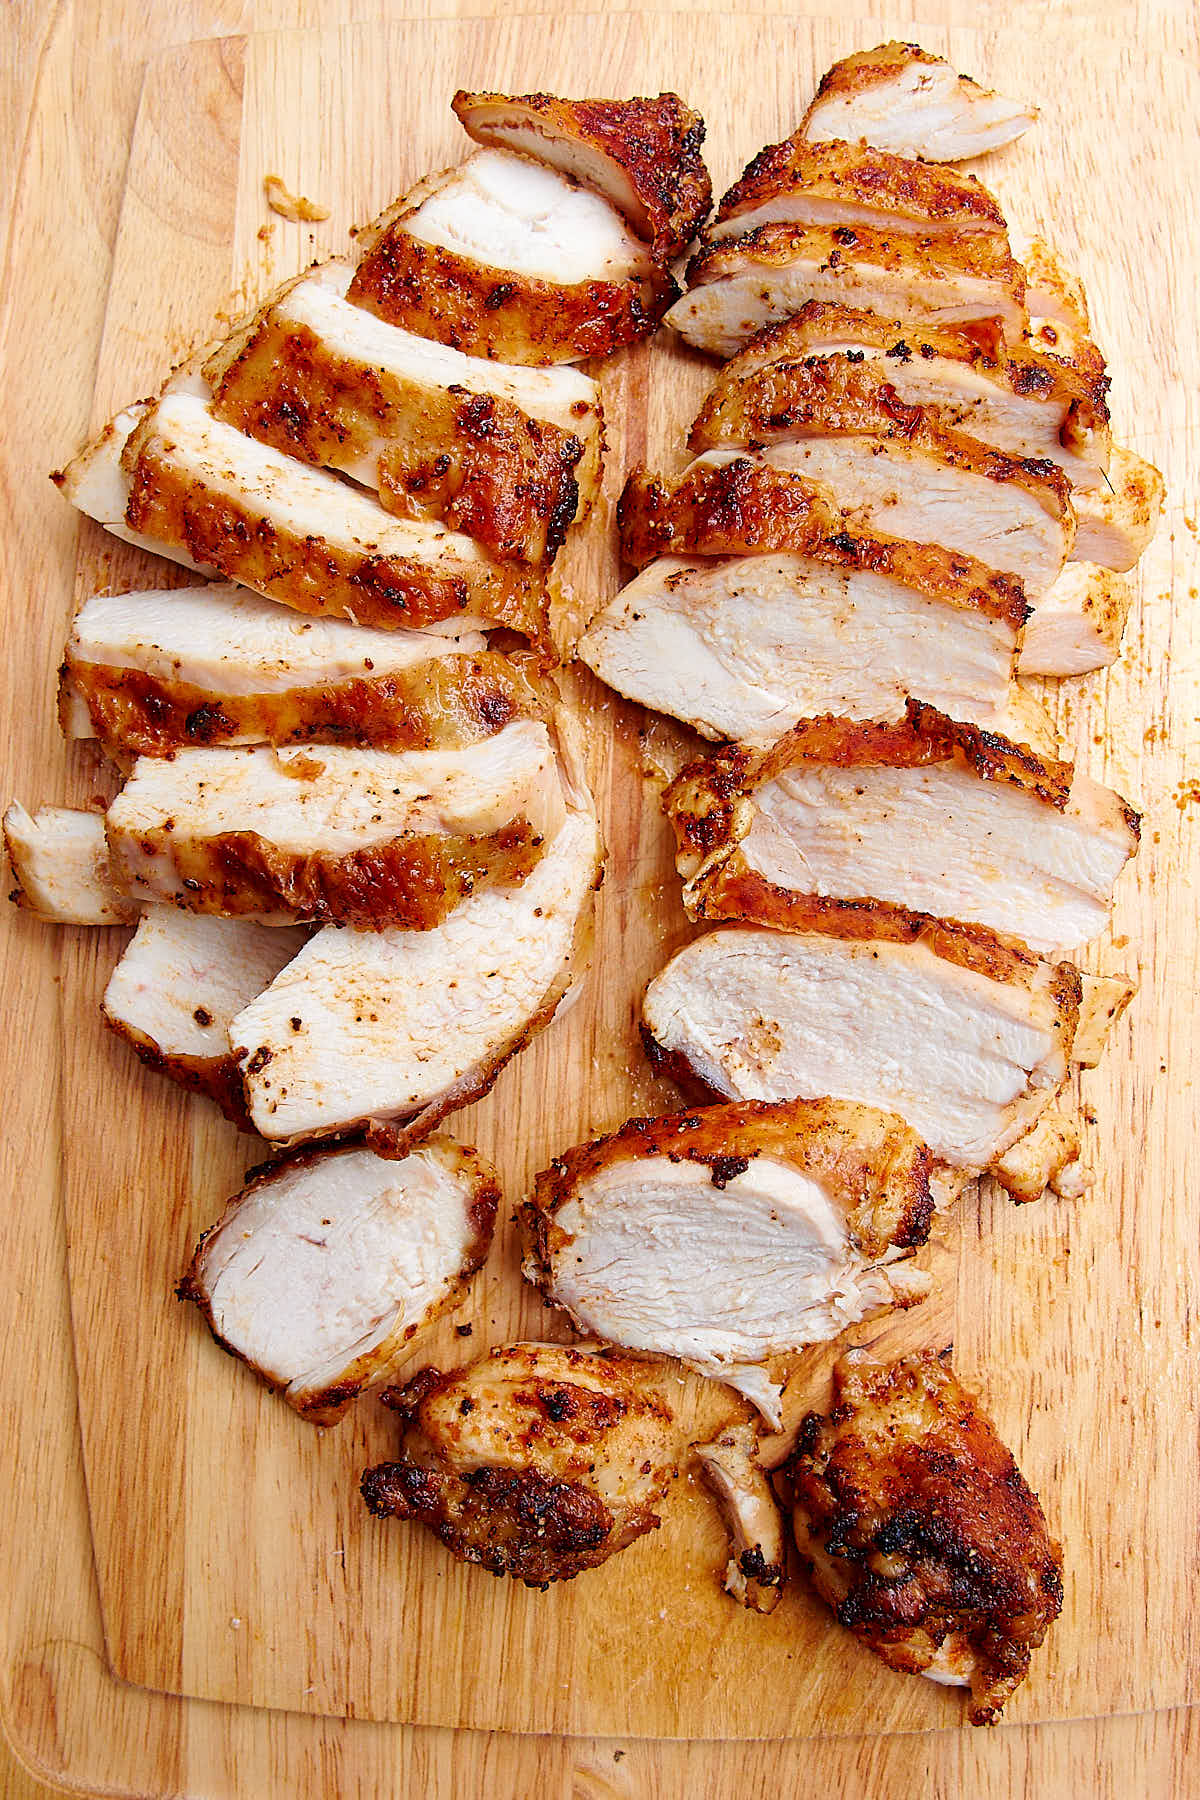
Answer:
694, 1422, 787, 1614
784, 1351, 1063, 1724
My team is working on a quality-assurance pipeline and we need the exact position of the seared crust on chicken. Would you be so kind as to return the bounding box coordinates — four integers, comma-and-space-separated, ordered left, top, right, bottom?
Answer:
799, 43, 1037, 163
784, 1351, 1063, 1724
451, 90, 712, 258
361, 1342, 676, 1584
5, 803, 137, 926
694, 1422, 787, 1613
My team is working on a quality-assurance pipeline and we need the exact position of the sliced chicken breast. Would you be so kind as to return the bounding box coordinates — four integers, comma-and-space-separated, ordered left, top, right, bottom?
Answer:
52, 398, 208, 575
1073, 971, 1136, 1069
4, 803, 137, 925
578, 543, 1023, 746
180, 1137, 499, 1424
105, 721, 563, 928
1018, 563, 1134, 675
641, 924, 1080, 1172
694, 1423, 787, 1613
450, 90, 712, 258
205, 262, 603, 563
348, 150, 676, 364
666, 703, 1139, 955
991, 1108, 1085, 1204
1071, 445, 1164, 571
103, 910, 307, 1121
522, 1097, 934, 1427
1014, 236, 1092, 348
799, 42, 1037, 162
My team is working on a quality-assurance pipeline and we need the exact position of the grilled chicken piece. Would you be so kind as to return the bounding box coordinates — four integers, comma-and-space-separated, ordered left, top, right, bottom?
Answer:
1073, 971, 1136, 1068
104, 721, 563, 929
348, 150, 676, 365
205, 262, 603, 563
1071, 445, 1164, 572
1015, 237, 1092, 351
180, 1137, 499, 1424
666, 703, 1139, 955
103, 910, 307, 1122
361, 1342, 676, 1584
522, 1098, 933, 1427
666, 223, 1025, 359
450, 90, 711, 259
991, 1109, 1085, 1204
579, 536, 1024, 747
784, 1351, 1063, 1725
1017, 563, 1134, 676
799, 43, 1037, 162
642, 924, 1080, 1173
52, 396, 214, 575
59, 585, 538, 760
230, 795, 602, 1148
5, 803, 137, 925
706, 138, 1006, 245
694, 1423, 787, 1613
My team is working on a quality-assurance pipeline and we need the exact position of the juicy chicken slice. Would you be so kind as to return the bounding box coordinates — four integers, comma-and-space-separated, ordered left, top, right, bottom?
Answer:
230, 793, 602, 1149
522, 1097, 934, 1427
1015, 237, 1093, 351
205, 262, 603, 563
666, 223, 1026, 359
1073, 971, 1136, 1068
5, 803, 136, 925
694, 1423, 787, 1613
51, 397, 204, 575
104, 721, 564, 929
180, 1137, 499, 1424
705, 138, 1006, 244
991, 1109, 1085, 1204
1071, 445, 1164, 572
784, 1351, 1063, 1725
578, 538, 1024, 747
59, 585, 539, 760
799, 42, 1037, 162
1017, 563, 1134, 676
665, 703, 1140, 955
103, 910, 307, 1122
641, 924, 1080, 1173
361, 1342, 676, 1585
450, 90, 712, 258
348, 149, 676, 365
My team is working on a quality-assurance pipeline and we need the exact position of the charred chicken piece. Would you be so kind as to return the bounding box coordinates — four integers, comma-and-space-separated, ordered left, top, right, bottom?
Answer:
4, 803, 137, 926
361, 1342, 676, 1584
694, 1422, 787, 1613
798, 43, 1037, 163
784, 1350, 1063, 1724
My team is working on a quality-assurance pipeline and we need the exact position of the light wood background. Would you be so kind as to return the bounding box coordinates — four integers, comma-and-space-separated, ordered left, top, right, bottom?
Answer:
3, 1, 1198, 1794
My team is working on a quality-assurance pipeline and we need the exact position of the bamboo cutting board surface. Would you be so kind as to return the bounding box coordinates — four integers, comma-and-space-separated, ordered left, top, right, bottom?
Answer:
8, 8, 1198, 1747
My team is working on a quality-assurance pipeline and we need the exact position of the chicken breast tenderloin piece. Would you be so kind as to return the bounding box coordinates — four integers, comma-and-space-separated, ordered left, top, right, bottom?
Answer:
361, 1342, 676, 1585
522, 1098, 934, 1428
784, 1351, 1062, 1725
641, 925, 1080, 1174
4, 803, 137, 925
799, 42, 1037, 162
694, 1423, 787, 1613
180, 1137, 500, 1424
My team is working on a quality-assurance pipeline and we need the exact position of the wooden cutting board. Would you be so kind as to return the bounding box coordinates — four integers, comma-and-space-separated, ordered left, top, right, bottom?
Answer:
14, 9, 1198, 1742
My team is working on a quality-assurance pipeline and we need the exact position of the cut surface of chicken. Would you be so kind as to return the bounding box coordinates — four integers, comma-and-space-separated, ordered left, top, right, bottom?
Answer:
784, 1351, 1062, 1725
990, 1108, 1084, 1204
642, 925, 1080, 1172
52, 398, 211, 575
180, 1137, 499, 1424
799, 42, 1037, 162
1070, 445, 1164, 572
666, 703, 1140, 955
450, 91, 712, 259
102, 911, 307, 1122
348, 150, 676, 364
361, 1342, 676, 1584
5, 803, 137, 926
1017, 563, 1134, 676
1014, 236, 1092, 342
206, 262, 602, 563
1072, 971, 1136, 1068
522, 1097, 934, 1427
694, 1423, 787, 1612
230, 799, 602, 1147
578, 547, 1022, 747
667, 223, 1025, 359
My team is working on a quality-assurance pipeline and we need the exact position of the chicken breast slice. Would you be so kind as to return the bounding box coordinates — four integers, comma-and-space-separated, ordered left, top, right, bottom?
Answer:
1017, 563, 1134, 675
348, 150, 677, 365
799, 42, 1037, 162
522, 1097, 934, 1428
450, 90, 712, 259
4, 803, 137, 925
990, 1108, 1085, 1204
230, 798, 602, 1148
180, 1137, 499, 1424
641, 924, 1080, 1172
105, 721, 564, 929
666, 703, 1139, 956
361, 1342, 676, 1584
784, 1351, 1062, 1726
1071, 445, 1164, 571
103, 910, 307, 1122
694, 1423, 787, 1613
1072, 971, 1136, 1068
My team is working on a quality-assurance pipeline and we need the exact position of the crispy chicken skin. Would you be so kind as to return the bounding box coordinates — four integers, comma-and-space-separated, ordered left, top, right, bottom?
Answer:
799, 43, 1037, 163
361, 1343, 676, 1585
694, 1423, 787, 1613
450, 91, 712, 259
784, 1351, 1063, 1724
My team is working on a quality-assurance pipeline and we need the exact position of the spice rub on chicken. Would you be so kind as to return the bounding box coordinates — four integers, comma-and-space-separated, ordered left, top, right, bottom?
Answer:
361, 1342, 677, 1585
798, 42, 1037, 163
784, 1351, 1063, 1724
521, 1098, 934, 1427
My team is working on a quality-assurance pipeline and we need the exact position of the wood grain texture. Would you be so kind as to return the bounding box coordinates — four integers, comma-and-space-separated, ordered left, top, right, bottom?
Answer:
2, 1, 1198, 1794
